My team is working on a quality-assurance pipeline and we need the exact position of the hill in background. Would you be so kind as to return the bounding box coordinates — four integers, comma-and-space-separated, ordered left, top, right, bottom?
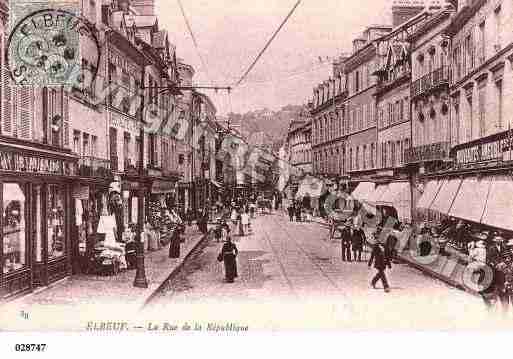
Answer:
225, 105, 304, 147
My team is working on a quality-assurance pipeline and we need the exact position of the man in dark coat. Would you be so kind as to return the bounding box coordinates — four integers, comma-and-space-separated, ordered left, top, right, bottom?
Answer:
287, 202, 295, 222
341, 222, 352, 262
368, 238, 392, 292
351, 226, 365, 262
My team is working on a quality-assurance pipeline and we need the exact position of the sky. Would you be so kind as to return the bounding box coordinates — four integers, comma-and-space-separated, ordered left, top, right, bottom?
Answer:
156, 0, 392, 115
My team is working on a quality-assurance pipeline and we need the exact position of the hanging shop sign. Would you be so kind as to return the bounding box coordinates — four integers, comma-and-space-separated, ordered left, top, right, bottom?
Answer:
454, 130, 513, 166
0, 150, 77, 176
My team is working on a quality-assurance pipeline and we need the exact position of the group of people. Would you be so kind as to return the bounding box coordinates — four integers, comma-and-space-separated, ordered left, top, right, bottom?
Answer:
287, 200, 312, 222
333, 217, 394, 293
214, 201, 255, 284
338, 219, 366, 262
419, 217, 513, 311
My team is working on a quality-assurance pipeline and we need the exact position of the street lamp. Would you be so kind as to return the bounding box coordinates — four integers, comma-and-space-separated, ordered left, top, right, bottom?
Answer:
134, 70, 148, 289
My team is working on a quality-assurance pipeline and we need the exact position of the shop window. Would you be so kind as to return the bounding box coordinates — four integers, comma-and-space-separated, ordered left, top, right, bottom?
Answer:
47, 185, 66, 260
2, 183, 27, 274
33, 185, 43, 263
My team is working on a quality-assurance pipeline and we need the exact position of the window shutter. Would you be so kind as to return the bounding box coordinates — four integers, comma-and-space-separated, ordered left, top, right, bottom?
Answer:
17, 86, 33, 140
1, 67, 13, 136
62, 90, 70, 147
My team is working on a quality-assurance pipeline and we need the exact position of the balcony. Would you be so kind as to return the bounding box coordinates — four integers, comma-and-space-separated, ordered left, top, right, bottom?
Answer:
411, 67, 450, 100
78, 156, 113, 179
404, 142, 451, 165
375, 70, 411, 96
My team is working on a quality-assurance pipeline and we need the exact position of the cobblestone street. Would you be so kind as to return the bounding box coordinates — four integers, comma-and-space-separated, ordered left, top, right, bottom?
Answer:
147, 213, 513, 329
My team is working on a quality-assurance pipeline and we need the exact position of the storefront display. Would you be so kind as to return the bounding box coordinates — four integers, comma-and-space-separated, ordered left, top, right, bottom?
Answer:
2, 183, 26, 274
47, 185, 66, 260
0, 144, 77, 299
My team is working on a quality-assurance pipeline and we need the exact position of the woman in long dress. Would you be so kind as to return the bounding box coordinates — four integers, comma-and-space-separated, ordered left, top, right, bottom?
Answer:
169, 225, 181, 258
219, 237, 238, 283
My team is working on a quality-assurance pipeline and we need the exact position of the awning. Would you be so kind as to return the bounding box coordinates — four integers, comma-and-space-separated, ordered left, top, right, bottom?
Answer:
295, 176, 326, 199
430, 178, 462, 214
351, 181, 375, 202
3, 183, 25, 202
376, 182, 412, 222
449, 177, 491, 223
481, 177, 513, 231
367, 184, 389, 204
416, 180, 443, 209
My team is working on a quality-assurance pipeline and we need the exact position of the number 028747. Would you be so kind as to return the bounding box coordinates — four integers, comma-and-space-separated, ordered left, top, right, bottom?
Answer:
14, 344, 47, 352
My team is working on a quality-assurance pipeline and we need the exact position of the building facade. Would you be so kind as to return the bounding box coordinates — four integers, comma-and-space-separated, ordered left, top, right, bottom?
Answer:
0, 0, 194, 300
311, 56, 348, 183
345, 26, 391, 190
407, 8, 455, 221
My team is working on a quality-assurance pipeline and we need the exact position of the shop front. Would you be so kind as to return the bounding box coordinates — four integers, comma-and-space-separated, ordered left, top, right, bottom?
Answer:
413, 129, 513, 256
71, 158, 114, 275
0, 143, 78, 300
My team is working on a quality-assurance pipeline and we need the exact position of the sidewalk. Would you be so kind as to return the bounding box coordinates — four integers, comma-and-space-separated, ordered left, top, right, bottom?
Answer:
1, 226, 212, 317
305, 216, 477, 295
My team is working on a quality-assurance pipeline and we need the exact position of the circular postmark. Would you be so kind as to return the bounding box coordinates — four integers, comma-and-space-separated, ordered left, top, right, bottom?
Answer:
7, 8, 100, 87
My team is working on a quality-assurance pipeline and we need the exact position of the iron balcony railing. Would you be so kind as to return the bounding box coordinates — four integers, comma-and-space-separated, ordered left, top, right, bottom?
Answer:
404, 141, 451, 164
411, 66, 450, 100
78, 156, 113, 179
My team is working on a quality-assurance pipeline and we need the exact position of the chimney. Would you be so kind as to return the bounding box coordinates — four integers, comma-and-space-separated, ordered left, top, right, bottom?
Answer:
392, 0, 425, 27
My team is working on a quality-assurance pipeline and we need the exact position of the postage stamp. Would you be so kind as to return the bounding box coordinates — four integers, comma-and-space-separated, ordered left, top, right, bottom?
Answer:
6, 1, 99, 87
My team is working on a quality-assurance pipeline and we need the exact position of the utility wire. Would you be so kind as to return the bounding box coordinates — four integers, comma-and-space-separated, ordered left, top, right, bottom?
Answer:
236, 62, 331, 85
177, 0, 214, 85
235, 0, 302, 87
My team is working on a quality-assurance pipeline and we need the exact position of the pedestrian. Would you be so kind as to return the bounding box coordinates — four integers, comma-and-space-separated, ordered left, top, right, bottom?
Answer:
241, 209, 250, 234
231, 207, 238, 222
168, 225, 181, 259
351, 224, 364, 262
487, 235, 503, 267
341, 221, 352, 262
218, 236, 239, 283
287, 202, 295, 222
368, 236, 392, 292
250, 202, 256, 219
295, 202, 302, 222
214, 218, 229, 243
